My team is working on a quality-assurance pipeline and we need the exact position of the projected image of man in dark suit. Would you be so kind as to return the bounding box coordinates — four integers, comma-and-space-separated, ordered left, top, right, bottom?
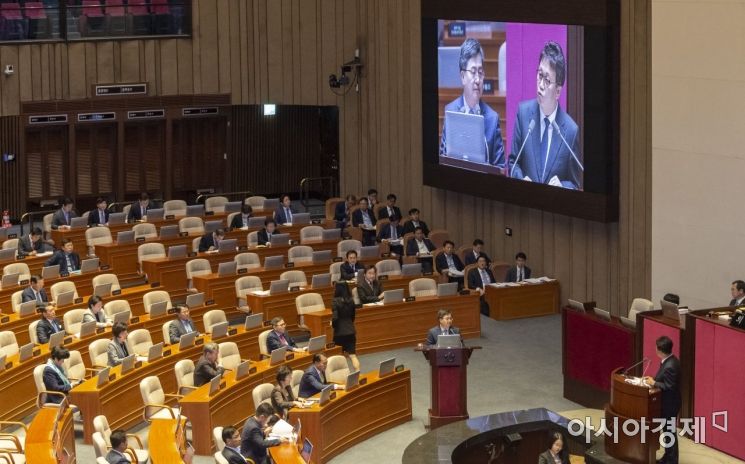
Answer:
439, 38, 505, 168
508, 41, 582, 190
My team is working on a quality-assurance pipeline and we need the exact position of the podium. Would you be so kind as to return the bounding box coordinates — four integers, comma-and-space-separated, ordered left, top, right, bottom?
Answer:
604, 367, 662, 463
420, 346, 478, 429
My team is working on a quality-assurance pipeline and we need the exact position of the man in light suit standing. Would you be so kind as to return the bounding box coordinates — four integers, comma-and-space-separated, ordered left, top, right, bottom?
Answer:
508, 41, 581, 189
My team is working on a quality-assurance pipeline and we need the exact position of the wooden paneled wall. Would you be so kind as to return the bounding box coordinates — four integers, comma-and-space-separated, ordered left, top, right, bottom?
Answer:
0, 0, 651, 312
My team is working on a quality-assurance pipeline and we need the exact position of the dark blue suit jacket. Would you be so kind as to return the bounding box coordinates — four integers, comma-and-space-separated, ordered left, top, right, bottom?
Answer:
351, 208, 376, 228
198, 233, 217, 252
298, 365, 330, 398
266, 330, 297, 353
435, 253, 464, 274
440, 95, 505, 168
88, 209, 110, 226
127, 202, 148, 222
274, 206, 296, 225
334, 201, 349, 222
45, 250, 81, 274
406, 238, 435, 256
21, 287, 49, 303
42, 365, 71, 404
508, 100, 581, 189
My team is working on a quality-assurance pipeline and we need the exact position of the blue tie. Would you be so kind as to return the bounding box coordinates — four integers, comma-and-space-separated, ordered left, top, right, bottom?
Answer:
540, 117, 550, 182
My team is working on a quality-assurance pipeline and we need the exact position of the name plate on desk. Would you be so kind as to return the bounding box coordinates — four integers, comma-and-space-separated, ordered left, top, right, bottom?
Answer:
60, 272, 69, 278
238, 245, 248, 251
333, 257, 343, 262
359, 377, 368, 386
381, 253, 390, 258
1, 316, 9, 323
459, 289, 470, 295
112, 289, 121, 296
228, 328, 237, 336
101, 265, 111, 271
150, 282, 160, 288
135, 361, 143, 369
206, 299, 215, 305
96, 327, 105, 334
163, 349, 172, 357
5, 362, 12, 370
19, 279, 29, 285
74, 297, 83, 304
130, 316, 140, 324
284, 262, 295, 268
423, 271, 433, 276
249, 366, 257, 374
195, 338, 204, 346
166, 215, 175, 220
378, 275, 389, 281
405, 296, 416, 302
179, 232, 188, 237
136, 237, 146, 243
286, 353, 295, 361
33, 348, 41, 357
237, 268, 248, 275
7, 233, 17, 239
63, 336, 73, 345
325, 342, 336, 349
17, 255, 25, 260
436, 349, 463, 367
187, 252, 197, 257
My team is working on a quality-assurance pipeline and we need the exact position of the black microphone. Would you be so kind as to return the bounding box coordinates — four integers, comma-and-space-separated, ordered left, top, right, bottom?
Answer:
509, 119, 535, 177
551, 120, 584, 171
622, 357, 649, 376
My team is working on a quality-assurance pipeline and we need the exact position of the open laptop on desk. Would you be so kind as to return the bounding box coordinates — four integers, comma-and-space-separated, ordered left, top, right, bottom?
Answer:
116, 231, 134, 244
80, 258, 99, 273
179, 331, 197, 350
235, 361, 251, 380
0, 249, 15, 263
41, 265, 60, 280
19, 300, 37, 318
167, 245, 187, 259
218, 238, 237, 253
70, 217, 87, 229
264, 256, 284, 269
312, 250, 332, 264
186, 292, 205, 308
382, 289, 404, 305
270, 233, 290, 247
147, 342, 164, 362
593, 307, 611, 321
437, 282, 458, 297
300, 437, 314, 464
56, 290, 75, 307
120, 355, 136, 374
244, 314, 263, 330
1, 273, 19, 288
218, 261, 237, 276
93, 282, 112, 298
248, 217, 266, 228
224, 201, 242, 213
205, 220, 223, 234
78, 321, 97, 339
358, 245, 379, 259
344, 370, 360, 391
401, 263, 422, 276
146, 208, 164, 222
307, 335, 326, 353
263, 199, 280, 211
186, 205, 205, 217
311, 273, 331, 288
444, 110, 487, 163
378, 357, 396, 377
269, 346, 287, 366
159, 224, 178, 239
268, 280, 289, 295
210, 322, 229, 339
108, 212, 126, 225
291, 213, 311, 225
149, 301, 168, 318
322, 229, 340, 241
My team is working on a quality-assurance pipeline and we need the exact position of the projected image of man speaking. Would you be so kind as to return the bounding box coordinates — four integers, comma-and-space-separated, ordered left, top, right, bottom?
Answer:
439, 38, 505, 168
508, 41, 582, 189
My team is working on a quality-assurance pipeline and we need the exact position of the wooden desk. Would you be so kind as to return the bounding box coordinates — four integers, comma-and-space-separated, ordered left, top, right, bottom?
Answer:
180, 346, 342, 455
291, 370, 412, 464
484, 280, 560, 320
304, 293, 481, 355
0, 253, 49, 279
0, 268, 104, 313
148, 417, 189, 463
269, 443, 307, 464
25, 407, 75, 464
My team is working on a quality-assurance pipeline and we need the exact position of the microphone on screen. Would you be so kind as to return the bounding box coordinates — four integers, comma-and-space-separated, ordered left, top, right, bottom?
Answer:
551, 120, 584, 171
509, 119, 535, 178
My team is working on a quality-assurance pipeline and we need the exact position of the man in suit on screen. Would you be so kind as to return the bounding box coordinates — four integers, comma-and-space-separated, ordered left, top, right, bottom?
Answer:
508, 41, 582, 190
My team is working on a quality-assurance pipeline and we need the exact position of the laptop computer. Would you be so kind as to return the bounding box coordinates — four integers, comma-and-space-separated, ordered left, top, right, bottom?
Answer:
0, 249, 15, 262
159, 224, 179, 239
48, 331, 65, 348
148, 342, 164, 362
311, 273, 331, 288
307, 335, 326, 353
19, 300, 37, 317
378, 357, 396, 377
19, 343, 34, 362
80, 258, 99, 273
78, 321, 97, 338
322, 229, 341, 241
268, 280, 289, 295
594, 307, 612, 321
41, 265, 60, 280
56, 291, 75, 307
210, 322, 229, 339
108, 212, 126, 225
270, 233, 290, 247
1, 273, 19, 288
224, 201, 242, 213
244, 313, 263, 330
120, 354, 136, 374
116, 231, 135, 244
179, 331, 197, 350
70, 217, 88, 229
113, 311, 131, 324
218, 238, 237, 253
437, 282, 458, 297
345, 370, 360, 391
218, 261, 237, 276
300, 437, 314, 464
312, 250, 332, 264
269, 346, 288, 366
401, 263, 422, 276
567, 299, 586, 312
248, 217, 266, 228
319, 385, 333, 406
149, 301, 168, 318
292, 213, 311, 225
146, 208, 165, 221
262, 198, 280, 211
358, 245, 379, 259
186, 205, 205, 217
97, 367, 111, 387
167, 245, 187, 259
619, 316, 637, 329
436, 334, 461, 348
205, 220, 223, 234
209, 374, 222, 395
93, 283, 112, 298
661, 299, 680, 320
444, 110, 487, 163
235, 361, 250, 380
264, 256, 284, 269
382, 289, 404, 305
186, 292, 205, 308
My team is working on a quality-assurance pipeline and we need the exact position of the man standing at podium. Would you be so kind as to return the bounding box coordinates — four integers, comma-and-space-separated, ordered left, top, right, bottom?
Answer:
644, 336, 681, 464
426, 309, 460, 346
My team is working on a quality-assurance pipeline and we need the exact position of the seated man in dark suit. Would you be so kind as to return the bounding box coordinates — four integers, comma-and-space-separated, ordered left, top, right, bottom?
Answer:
44, 239, 81, 274
504, 251, 531, 282
18, 227, 52, 257
36, 305, 64, 344
274, 194, 296, 225
366, 188, 379, 209
351, 197, 377, 246
730, 280, 745, 306
193, 342, 225, 387
464, 238, 491, 266
467, 255, 496, 316
229, 203, 253, 229
425, 309, 461, 346
402, 208, 430, 237
377, 215, 404, 257
168, 305, 197, 344
51, 197, 77, 230
42, 346, 77, 404
406, 227, 436, 273
435, 240, 465, 288
298, 353, 343, 398
21, 275, 50, 304
334, 194, 357, 229
127, 192, 150, 223
643, 336, 681, 464
266, 317, 305, 353
241, 403, 287, 464
377, 193, 402, 220
106, 430, 131, 464
88, 197, 110, 227
198, 228, 226, 252
339, 250, 365, 281
356, 266, 383, 303
221, 426, 248, 464
257, 219, 279, 246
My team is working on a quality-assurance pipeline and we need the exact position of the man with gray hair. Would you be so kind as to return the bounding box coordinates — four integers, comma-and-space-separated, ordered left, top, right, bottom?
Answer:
440, 37, 505, 168
193, 342, 225, 387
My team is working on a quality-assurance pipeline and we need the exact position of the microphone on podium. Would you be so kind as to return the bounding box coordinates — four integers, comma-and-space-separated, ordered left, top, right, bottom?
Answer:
509, 119, 535, 177
622, 357, 650, 376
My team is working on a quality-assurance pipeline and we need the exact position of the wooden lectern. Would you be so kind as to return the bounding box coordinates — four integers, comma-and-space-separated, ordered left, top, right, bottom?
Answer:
604, 367, 662, 463
420, 346, 478, 429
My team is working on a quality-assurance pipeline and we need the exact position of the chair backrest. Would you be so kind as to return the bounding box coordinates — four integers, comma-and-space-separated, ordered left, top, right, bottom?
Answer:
10, 290, 22, 313
628, 298, 654, 320
143, 290, 172, 314
204, 196, 229, 213
291, 369, 304, 397
139, 376, 166, 420
122, 204, 131, 219
64, 350, 87, 382
89, 338, 110, 367
288, 245, 313, 263
137, 242, 166, 264
29, 320, 40, 345
91, 431, 108, 458
63, 308, 87, 334
279, 270, 307, 286
1, 238, 19, 251
203, 309, 227, 334
174, 359, 195, 394
352, 287, 361, 305
245, 196, 266, 208
247, 231, 259, 247
132, 223, 157, 239
251, 383, 274, 408
258, 329, 271, 357
163, 200, 187, 216
325, 355, 350, 383
235, 276, 262, 299
43, 213, 53, 238
490, 261, 511, 282
337, 239, 362, 258
162, 321, 172, 345
213, 425, 226, 452
329, 262, 342, 282
463, 263, 478, 289
127, 329, 153, 356
179, 217, 205, 235
92, 273, 121, 292
186, 258, 212, 279
234, 252, 260, 270
32, 364, 48, 407
325, 197, 344, 220
218, 341, 241, 371
375, 259, 402, 276
295, 293, 325, 315
409, 277, 437, 297
85, 227, 113, 249
300, 225, 324, 243
214, 452, 229, 464
375, 218, 390, 236
104, 300, 131, 319
3, 262, 30, 281
191, 236, 201, 253
428, 229, 450, 249
0, 331, 19, 358
92, 415, 112, 444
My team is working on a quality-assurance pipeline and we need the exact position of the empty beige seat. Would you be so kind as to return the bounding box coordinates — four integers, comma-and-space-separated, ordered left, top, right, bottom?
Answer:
203, 309, 227, 334
163, 200, 187, 217
409, 278, 437, 297
50, 281, 78, 301
91, 273, 121, 293
132, 223, 157, 240
89, 339, 110, 368
280, 270, 307, 287
2, 238, 19, 251
85, 227, 113, 256
143, 290, 173, 314
337, 239, 361, 258
103, 300, 132, 321
3, 262, 30, 284
138, 243, 166, 275
139, 376, 184, 421
300, 226, 324, 243
235, 276, 263, 309
288, 245, 313, 263
330, 262, 342, 282
375, 259, 402, 276
295, 293, 325, 328
205, 196, 229, 213
174, 359, 198, 395
0, 331, 20, 358
43, 214, 53, 240
127, 329, 154, 356
217, 341, 242, 371
325, 355, 350, 383
186, 258, 212, 289
628, 298, 654, 321
245, 196, 267, 208
234, 252, 261, 271
63, 309, 87, 335
252, 383, 274, 408
179, 217, 205, 235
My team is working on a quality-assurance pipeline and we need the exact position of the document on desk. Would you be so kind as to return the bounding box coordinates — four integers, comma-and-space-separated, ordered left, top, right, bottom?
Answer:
252, 290, 270, 296
363, 302, 384, 307
447, 269, 464, 277
268, 419, 295, 439
536, 276, 556, 282
36, 251, 53, 257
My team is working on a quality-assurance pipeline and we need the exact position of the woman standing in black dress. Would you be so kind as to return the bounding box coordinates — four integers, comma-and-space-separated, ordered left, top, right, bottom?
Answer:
332, 282, 360, 372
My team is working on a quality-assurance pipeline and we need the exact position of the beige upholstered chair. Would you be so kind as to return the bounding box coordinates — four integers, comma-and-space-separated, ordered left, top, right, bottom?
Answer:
490, 262, 511, 283
295, 292, 325, 328
288, 245, 313, 263
375, 259, 402, 276
203, 309, 227, 334
247, 231, 259, 247
3, 262, 30, 283
63, 309, 87, 335
103, 300, 131, 321
179, 217, 205, 235
205, 196, 228, 213
163, 200, 187, 217
245, 196, 267, 208
291, 370, 304, 398
92, 273, 121, 293
300, 226, 324, 243
89, 339, 110, 368
258, 329, 272, 358
329, 262, 342, 282
63, 350, 90, 383
0, 331, 19, 358
33, 364, 65, 407
92, 415, 148, 463
139, 376, 183, 421
50, 281, 78, 301
174, 359, 198, 395
217, 341, 242, 371
191, 237, 201, 254
235, 276, 263, 309
185, 258, 211, 290
251, 383, 274, 408
234, 252, 261, 271
43, 213, 53, 240
137, 243, 166, 274
280, 270, 307, 287
85, 227, 113, 256
409, 278, 438, 297
351, 287, 361, 305
142, 290, 173, 314
28, 320, 40, 345
628, 298, 654, 321
1, 238, 19, 251
127, 329, 153, 356
325, 355, 350, 384
337, 239, 361, 258
213, 426, 226, 452
132, 223, 157, 240
162, 321, 173, 345
10, 290, 22, 314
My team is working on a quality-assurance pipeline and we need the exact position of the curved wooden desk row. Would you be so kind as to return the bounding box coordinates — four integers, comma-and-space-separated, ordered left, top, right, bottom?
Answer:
305, 293, 482, 355
0, 269, 105, 313
25, 407, 76, 464
180, 346, 342, 455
